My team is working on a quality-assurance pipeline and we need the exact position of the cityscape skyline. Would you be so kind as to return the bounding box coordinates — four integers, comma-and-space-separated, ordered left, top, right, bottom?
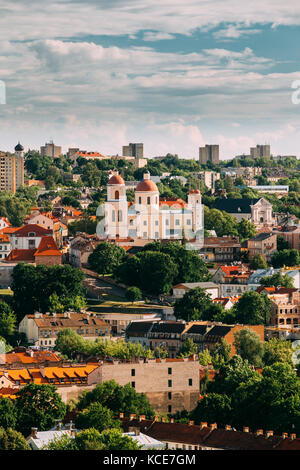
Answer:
1, 1, 300, 158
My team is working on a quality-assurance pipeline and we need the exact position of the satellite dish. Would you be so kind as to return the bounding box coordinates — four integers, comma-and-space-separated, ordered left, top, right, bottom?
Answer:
292, 340, 300, 365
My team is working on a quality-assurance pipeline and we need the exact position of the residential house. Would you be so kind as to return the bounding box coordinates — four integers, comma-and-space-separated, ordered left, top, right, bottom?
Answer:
247, 232, 277, 262
257, 287, 300, 329
19, 312, 111, 349
69, 234, 101, 267
212, 265, 252, 297
172, 282, 220, 300
199, 236, 241, 263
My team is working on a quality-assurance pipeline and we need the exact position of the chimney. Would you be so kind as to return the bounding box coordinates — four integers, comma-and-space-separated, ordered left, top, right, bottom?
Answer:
129, 414, 136, 421
256, 429, 263, 436
210, 423, 217, 430
119, 412, 124, 418
200, 422, 207, 429
189, 421, 194, 426
243, 427, 249, 433
290, 434, 296, 440
128, 426, 140, 436
225, 425, 232, 431
31, 427, 38, 438
138, 415, 145, 422
266, 430, 273, 438
282, 433, 288, 439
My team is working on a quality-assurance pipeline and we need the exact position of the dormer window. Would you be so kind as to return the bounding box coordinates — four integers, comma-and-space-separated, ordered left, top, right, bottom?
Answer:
28, 232, 36, 237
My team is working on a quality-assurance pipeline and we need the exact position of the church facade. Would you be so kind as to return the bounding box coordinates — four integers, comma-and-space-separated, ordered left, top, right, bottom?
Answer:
102, 171, 204, 245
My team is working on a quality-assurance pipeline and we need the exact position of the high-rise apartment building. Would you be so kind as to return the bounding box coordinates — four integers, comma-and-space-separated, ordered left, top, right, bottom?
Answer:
250, 144, 270, 158
0, 143, 24, 193
122, 142, 144, 158
199, 144, 219, 165
40, 141, 62, 158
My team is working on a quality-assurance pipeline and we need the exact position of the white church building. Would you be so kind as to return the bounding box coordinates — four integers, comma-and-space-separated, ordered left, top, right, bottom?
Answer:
101, 171, 204, 245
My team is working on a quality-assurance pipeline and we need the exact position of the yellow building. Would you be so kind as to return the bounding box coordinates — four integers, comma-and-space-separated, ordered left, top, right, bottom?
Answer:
0, 143, 24, 193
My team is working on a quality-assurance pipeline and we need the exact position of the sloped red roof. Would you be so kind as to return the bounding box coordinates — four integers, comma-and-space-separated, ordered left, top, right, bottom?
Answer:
6, 249, 36, 262
34, 236, 61, 257
12, 224, 52, 237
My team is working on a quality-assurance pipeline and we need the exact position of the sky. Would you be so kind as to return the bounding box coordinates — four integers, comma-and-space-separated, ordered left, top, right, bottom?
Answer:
1, 1, 300, 160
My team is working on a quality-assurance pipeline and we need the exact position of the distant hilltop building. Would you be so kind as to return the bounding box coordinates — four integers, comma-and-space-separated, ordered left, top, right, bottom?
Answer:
40, 141, 62, 158
250, 144, 270, 159
122, 142, 144, 159
0, 142, 24, 193
102, 171, 204, 244
199, 144, 219, 165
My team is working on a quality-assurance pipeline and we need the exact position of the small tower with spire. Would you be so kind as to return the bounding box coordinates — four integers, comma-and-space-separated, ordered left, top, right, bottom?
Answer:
14, 142, 24, 158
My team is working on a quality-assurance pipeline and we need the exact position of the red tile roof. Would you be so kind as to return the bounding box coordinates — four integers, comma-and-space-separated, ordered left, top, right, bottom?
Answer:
6, 249, 36, 262
34, 236, 61, 257
12, 224, 52, 237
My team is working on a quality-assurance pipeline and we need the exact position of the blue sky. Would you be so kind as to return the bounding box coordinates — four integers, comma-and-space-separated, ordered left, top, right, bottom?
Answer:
1, 1, 300, 160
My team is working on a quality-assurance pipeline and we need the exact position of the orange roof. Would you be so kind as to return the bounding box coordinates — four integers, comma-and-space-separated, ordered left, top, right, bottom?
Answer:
5, 350, 60, 365
0, 227, 18, 234
0, 232, 10, 242
159, 198, 187, 208
6, 249, 36, 262
220, 266, 241, 275
136, 180, 158, 192
34, 236, 61, 257
108, 174, 125, 185
0, 387, 17, 399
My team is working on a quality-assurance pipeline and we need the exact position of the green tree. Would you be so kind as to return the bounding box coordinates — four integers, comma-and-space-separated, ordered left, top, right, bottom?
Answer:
88, 242, 126, 275
73, 428, 103, 450
77, 380, 154, 418
263, 338, 294, 366
191, 393, 232, 428
0, 427, 31, 450
271, 249, 300, 268
0, 301, 16, 339
12, 263, 85, 318
15, 384, 66, 436
98, 428, 142, 450
75, 403, 120, 433
260, 273, 294, 288
211, 338, 231, 369
233, 328, 264, 367
249, 254, 268, 270
0, 398, 17, 430
232, 291, 271, 325
54, 328, 87, 359
177, 338, 198, 357
125, 286, 142, 303
237, 218, 256, 241
174, 288, 213, 321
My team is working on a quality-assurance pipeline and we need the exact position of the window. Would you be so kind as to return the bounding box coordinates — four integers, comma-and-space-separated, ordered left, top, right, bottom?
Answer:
112, 210, 115, 222
131, 381, 135, 388
147, 196, 151, 205
168, 405, 172, 413
118, 210, 122, 222
131, 369, 135, 377
115, 190, 119, 199
138, 197, 142, 204
168, 392, 172, 400
168, 367, 172, 375
188, 378, 193, 386
168, 380, 172, 387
